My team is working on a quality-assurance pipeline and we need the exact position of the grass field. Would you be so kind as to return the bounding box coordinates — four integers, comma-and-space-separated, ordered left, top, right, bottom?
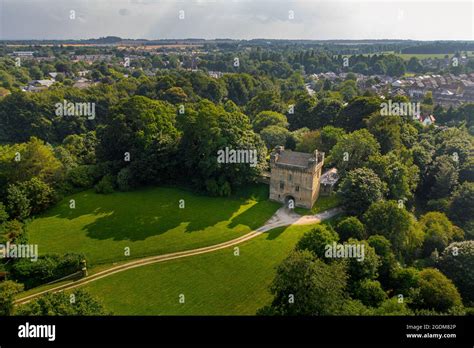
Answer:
80, 223, 322, 315
27, 185, 279, 265
294, 194, 341, 215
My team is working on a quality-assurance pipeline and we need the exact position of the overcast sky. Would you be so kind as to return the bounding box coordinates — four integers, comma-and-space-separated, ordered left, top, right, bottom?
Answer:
0, 0, 473, 40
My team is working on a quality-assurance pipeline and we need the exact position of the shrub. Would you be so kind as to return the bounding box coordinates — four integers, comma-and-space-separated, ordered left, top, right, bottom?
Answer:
66, 165, 98, 189
94, 175, 115, 194
16, 289, 108, 316
117, 167, 133, 191
9, 253, 86, 289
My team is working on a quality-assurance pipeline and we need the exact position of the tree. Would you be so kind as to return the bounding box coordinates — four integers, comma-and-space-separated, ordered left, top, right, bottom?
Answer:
17, 289, 108, 315
0, 281, 24, 316
439, 241, 474, 305
412, 268, 462, 313
246, 90, 285, 118
449, 181, 474, 238
97, 95, 180, 186
407, 57, 423, 73
353, 279, 387, 307
180, 100, 266, 195
336, 216, 366, 241
429, 155, 459, 199
264, 250, 348, 315
366, 113, 403, 154
1, 219, 24, 243
286, 93, 316, 130
62, 131, 97, 165
6, 184, 31, 220
308, 98, 343, 129
419, 212, 460, 257
367, 235, 398, 287
319, 126, 346, 154
260, 126, 290, 150
363, 200, 423, 259
252, 111, 288, 133
368, 152, 420, 202
0, 202, 8, 224
295, 130, 320, 153
344, 238, 380, 283
392, 267, 420, 297
1, 137, 64, 187
330, 129, 381, 176
161, 87, 188, 104
338, 168, 386, 216
336, 96, 381, 131
295, 225, 339, 260
18, 178, 55, 215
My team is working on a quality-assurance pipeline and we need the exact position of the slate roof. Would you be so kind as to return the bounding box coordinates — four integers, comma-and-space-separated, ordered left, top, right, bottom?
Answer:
275, 150, 315, 168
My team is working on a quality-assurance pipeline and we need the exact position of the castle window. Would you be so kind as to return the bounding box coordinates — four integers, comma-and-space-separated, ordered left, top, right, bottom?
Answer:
289, 174, 292, 182
280, 182, 284, 190
295, 185, 300, 192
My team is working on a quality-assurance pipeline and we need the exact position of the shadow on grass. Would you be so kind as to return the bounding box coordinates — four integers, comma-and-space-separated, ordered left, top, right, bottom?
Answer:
265, 226, 286, 240
39, 186, 276, 242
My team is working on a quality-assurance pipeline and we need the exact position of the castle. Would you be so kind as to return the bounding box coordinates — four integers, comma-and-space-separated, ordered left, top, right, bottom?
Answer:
269, 146, 324, 209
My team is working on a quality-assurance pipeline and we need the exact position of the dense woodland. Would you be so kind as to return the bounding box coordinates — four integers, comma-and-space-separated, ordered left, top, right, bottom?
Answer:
0, 43, 473, 316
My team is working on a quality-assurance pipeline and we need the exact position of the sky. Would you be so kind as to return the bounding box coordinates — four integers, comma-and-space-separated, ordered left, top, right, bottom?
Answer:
0, 0, 473, 40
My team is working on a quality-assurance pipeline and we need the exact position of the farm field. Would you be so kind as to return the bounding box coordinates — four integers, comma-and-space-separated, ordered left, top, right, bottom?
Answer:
80, 223, 323, 315
27, 185, 279, 265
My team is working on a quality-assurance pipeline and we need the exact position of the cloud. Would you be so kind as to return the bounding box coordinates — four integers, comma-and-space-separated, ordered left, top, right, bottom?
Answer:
0, 0, 472, 40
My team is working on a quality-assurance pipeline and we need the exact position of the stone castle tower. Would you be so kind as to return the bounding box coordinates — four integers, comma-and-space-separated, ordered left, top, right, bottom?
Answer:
269, 146, 324, 209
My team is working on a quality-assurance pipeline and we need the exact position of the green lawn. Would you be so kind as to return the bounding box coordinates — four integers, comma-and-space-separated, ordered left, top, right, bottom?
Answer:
294, 194, 341, 215
80, 223, 320, 315
27, 185, 279, 265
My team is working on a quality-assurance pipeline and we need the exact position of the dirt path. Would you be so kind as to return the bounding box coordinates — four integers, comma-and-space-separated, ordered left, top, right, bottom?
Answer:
14, 206, 342, 305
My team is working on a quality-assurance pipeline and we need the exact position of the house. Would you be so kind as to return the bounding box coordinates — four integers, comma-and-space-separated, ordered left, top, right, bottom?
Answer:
269, 146, 324, 209
73, 78, 94, 89
417, 114, 436, 126
31, 79, 55, 88
12, 51, 34, 57
22, 79, 55, 92
320, 168, 339, 196
77, 70, 90, 77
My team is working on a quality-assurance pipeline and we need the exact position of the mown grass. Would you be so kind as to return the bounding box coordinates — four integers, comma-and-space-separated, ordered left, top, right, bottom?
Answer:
27, 185, 279, 265
81, 223, 322, 315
